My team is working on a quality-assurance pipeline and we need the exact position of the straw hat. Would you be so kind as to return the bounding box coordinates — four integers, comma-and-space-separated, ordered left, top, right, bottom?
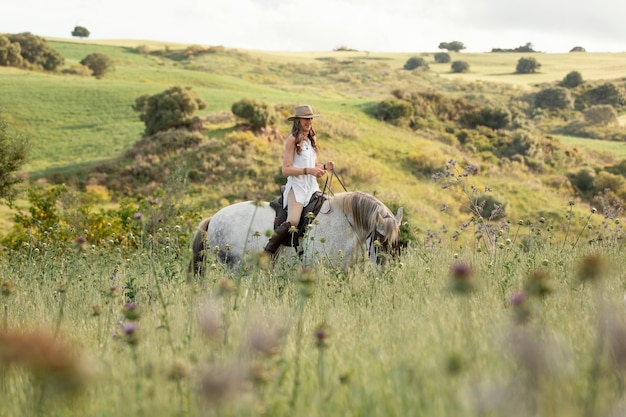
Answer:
287, 104, 320, 121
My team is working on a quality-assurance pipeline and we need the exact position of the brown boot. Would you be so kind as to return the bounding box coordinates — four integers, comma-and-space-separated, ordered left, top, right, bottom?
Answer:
264, 221, 292, 255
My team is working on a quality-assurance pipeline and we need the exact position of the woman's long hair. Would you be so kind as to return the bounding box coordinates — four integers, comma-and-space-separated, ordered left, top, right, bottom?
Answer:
291, 119, 318, 155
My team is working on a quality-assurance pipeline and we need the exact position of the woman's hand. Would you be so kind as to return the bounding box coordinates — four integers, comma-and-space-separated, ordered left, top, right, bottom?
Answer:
324, 161, 335, 171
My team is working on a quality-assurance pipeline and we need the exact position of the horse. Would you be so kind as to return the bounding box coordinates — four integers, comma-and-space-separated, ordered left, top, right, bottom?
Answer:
190, 191, 403, 274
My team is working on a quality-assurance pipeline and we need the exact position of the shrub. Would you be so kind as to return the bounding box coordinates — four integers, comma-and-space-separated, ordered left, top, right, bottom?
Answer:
0, 32, 64, 71
0, 112, 28, 204
534, 87, 574, 110
516, 57, 541, 74
451, 60, 470, 73
133, 86, 207, 136
560, 71, 583, 88
579, 82, 626, 108
594, 171, 626, 197
583, 105, 618, 125
570, 46, 586, 52
470, 193, 507, 220
434, 52, 451, 63
404, 57, 429, 71
374, 99, 414, 125
461, 105, 510, 129
568, 167, 596, 197
438, 41, 466, 52
71, 26, 90, 39
80, 53, 115, 78
231, 98, 277, 129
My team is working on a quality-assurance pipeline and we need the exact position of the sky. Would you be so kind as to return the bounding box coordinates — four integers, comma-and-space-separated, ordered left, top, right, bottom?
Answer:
2, 0, 626, 53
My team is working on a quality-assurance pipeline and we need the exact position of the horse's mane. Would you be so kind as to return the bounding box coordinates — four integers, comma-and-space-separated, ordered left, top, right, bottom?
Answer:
331, 192, 399, 247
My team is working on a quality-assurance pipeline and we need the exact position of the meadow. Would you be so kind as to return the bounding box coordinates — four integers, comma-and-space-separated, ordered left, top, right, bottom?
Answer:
2, 37, 626, 416
2, 207, 626, 417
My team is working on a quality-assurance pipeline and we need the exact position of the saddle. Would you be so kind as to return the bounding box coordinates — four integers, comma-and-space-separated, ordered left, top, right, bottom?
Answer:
269, 186, 327, 248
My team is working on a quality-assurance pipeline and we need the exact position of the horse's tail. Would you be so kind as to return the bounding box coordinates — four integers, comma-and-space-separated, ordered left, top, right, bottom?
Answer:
189, 217, 211, 276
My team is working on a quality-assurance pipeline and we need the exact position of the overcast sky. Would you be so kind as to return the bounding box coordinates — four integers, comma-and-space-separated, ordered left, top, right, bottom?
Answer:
3, 0, 625, 53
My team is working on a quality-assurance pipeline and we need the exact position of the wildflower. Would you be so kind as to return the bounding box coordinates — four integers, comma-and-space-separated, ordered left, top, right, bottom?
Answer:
122, 302, 140, 320
509, 291, 531, 324
167, 361, 189, 382
245, 324, 285, 357
133, 212, 143, 220
578, 253, 606, 284
1, 281, 13, 297
0, 328, 90, 395
449, 259, 474, 294
314, 322, 330, 349
120, 322, 139, 346
199, 364, 251, 404
198, 302, 223, 341
524, 269, 553, 298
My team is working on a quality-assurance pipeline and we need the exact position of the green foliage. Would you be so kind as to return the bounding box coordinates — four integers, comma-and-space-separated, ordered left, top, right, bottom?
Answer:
577, 82, 626, 108
560, 71, 583, 88
71, 26, 90, 39
570, 46, 586, 52
80, 53, 115, 78
0, 112, 28, 204
583, 105, 618, 125
492, 42, 536, 53
434, 52, 451, 63
438, 41, 466, 52
373, 99, 413, 125
461, 105, 511, 129
0, 32, 64, 71
534, 87, 574, 110
451, 60, 470, 73
470, 192, 507, 220
403, 56, 429, 71
568, 167, 596, 198
516, 57, 541, 74
132, 86, 207, 136
230, 97, 277, 129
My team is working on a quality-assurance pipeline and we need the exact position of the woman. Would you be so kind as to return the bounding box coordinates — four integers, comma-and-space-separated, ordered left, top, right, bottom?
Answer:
264, 104, 335, 255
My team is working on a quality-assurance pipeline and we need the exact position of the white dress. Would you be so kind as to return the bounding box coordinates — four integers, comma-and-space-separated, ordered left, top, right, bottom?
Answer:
283, 138, 319, 208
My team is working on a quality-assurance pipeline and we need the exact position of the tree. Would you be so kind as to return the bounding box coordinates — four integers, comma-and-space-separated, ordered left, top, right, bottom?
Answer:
560, 71, 583, 88
438, 41, 466, 52
374, 99, 414, 125
71, 26, 90, 39
0, 111, 28, 205
2, 32, 64, 71
404, 56, 429, 71
451, 60, 470, 73
516, 57, 541, 74
434, 52, 451, 63
133, 86, 207, 136
0, 36, 24, 67
80, 53, 115, 78
231, 98, 277, 129
570, 46, 586, 52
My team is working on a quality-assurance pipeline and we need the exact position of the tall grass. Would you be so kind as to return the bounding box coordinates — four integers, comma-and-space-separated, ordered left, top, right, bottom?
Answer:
1, 213, 626, 416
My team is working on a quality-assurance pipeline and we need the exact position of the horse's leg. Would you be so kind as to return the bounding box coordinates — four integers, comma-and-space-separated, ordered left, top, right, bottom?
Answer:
189, 217, 211, 276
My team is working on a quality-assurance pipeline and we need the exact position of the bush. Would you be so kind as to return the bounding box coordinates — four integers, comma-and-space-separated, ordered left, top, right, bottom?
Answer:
80, 53, 115, 78
516, 57, 541, 74
231, 98, 277, 129
579, 82, 626, 108
461, 105, 510, 129
534, 87, 574, 110
568, 167, 596, 197
583, 105, 618, 125
0, 112, 28, 204
438, 41, 466, 52
560, 71, 583, 88
374, 99, 414, 125
434, 52, 451, 63
0, 32, 63, 71
451, 60, 470, 73
71, 26, 90, 38
470, 193, 507, 220
570, 46, 586, 52
133, 86, 207, 136
404, 57, 429, 71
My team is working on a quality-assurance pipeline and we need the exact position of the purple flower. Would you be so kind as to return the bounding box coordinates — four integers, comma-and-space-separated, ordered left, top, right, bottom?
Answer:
133, 212, 143, 220
76, 236, 87, 244
510, 291, 527, 307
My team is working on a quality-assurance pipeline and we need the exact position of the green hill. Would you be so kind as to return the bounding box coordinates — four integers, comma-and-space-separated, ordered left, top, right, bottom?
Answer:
2, 38, 626, 241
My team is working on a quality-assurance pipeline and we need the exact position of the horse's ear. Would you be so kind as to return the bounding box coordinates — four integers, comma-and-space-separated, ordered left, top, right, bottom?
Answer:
395, 207, 403, 224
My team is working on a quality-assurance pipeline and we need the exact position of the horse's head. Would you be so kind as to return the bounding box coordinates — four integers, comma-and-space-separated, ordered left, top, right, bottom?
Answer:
372, 206, 403, 264
334, 192, 403, 265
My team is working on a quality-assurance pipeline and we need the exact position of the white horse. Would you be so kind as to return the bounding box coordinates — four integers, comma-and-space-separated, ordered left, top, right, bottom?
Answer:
190, 191, 403, 273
